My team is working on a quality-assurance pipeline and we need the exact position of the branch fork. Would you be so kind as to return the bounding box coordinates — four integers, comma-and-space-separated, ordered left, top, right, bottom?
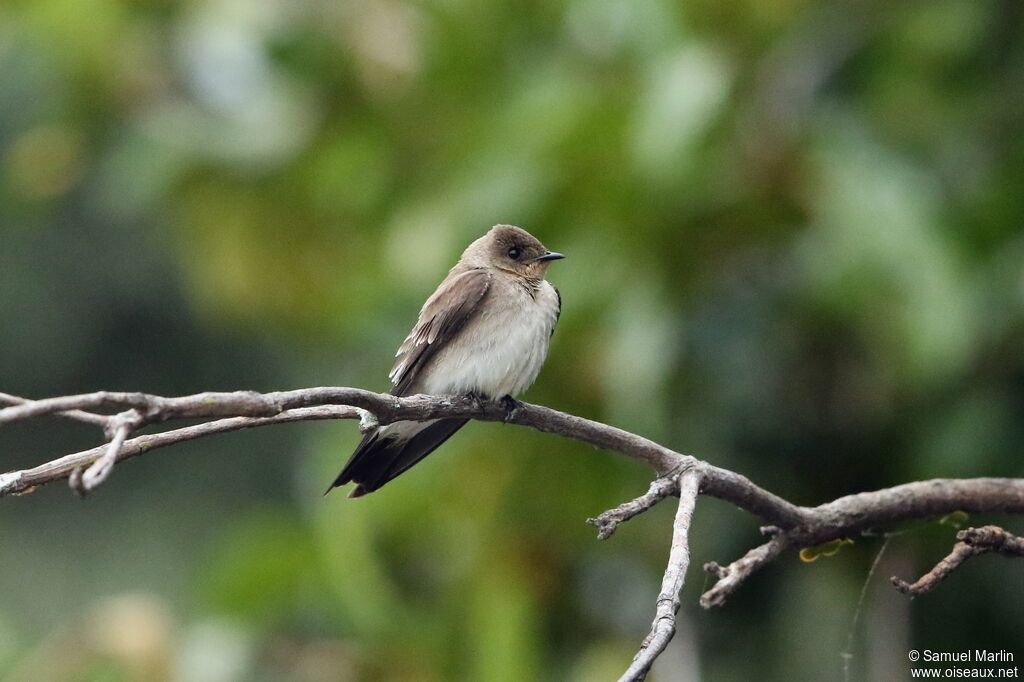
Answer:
70, 409, 142, 495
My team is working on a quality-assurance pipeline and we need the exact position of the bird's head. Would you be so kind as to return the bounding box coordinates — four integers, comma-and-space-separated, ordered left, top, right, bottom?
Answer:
465, 224, 564, 278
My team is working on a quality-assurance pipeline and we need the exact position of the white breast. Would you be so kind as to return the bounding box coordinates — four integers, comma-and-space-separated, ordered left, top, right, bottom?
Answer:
420, 280, 559, 398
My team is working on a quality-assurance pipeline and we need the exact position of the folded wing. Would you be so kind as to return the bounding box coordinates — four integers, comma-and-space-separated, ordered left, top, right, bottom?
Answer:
328, 267, 493, 496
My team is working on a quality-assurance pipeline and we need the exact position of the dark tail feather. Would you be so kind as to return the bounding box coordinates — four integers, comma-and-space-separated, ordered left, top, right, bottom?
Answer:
327, 418, 469, 497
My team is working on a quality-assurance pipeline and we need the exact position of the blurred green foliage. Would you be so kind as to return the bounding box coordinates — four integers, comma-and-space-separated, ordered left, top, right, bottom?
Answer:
1, 0, 1023, 680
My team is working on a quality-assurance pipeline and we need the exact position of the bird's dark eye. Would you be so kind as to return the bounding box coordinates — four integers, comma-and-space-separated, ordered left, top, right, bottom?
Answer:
508, 246, 521, 260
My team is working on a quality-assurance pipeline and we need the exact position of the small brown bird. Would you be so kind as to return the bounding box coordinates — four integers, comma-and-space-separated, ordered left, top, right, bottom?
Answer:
328, 225, 564, 497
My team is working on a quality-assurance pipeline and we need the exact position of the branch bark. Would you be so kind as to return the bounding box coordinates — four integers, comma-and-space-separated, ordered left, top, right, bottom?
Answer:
2, 386, 1022, 678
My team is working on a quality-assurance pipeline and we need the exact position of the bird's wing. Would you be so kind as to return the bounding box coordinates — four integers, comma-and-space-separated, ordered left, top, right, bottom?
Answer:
389, 267, 493, 396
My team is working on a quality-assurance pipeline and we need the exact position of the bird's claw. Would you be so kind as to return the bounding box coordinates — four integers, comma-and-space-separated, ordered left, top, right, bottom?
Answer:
500, 395, 521, 422
465, 392, 487, 413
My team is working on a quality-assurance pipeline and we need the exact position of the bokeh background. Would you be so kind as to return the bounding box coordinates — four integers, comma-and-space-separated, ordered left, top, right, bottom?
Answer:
2, 0, 1023, 680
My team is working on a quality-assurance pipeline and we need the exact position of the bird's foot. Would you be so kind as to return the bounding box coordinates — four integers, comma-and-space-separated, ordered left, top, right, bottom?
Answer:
500, 395, 522, 422
465, 391, 487, 414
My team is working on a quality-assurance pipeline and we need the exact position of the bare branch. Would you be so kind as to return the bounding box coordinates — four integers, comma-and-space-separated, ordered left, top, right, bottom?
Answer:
0, 392, 109, 427
700, 534, 791, 608
791, 480, 1024, 545
618, 467, 702, 682
588, 475, 680, 540
0, 391, 350, 421
698, 467, 810, 529
3, 386, 1024, 676
1, 405, 360, 496
2, 388, 806, 524
3, 388, 1023, 546
891, 525, 1024, 596
0, 388, 686, 473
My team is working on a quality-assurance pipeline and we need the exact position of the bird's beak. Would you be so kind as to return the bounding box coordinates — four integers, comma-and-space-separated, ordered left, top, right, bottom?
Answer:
534, 251, 565, 262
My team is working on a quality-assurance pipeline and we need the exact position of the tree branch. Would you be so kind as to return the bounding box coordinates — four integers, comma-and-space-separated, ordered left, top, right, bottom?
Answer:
694, 479, 1024, 608
0, 405, 360, 496
2, 386, 1023, 675
0, 391, 108, 427
0, 388, 807, 527
891, 525, 1024, 596
618, 467, 701, 682
700, 534, 792, 608
587, 474, 680, 540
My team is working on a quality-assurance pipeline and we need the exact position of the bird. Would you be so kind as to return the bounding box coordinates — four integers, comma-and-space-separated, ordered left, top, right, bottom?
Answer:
327, 224, 564, 498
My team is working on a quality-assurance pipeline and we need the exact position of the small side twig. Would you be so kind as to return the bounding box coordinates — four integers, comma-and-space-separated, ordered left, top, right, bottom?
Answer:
587, 475, 680, 540
618, 467, 702, 682
700, 534, 791, 608
891, 525, 1024, 597
71, 411, 141, 495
